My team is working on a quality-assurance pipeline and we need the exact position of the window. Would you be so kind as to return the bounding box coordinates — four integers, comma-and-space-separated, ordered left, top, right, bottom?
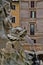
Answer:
34, 39, 36, 43
30, 11, 36, 18
11, 5, 15, 10
12, 17, 15, 23
32, 39, 36, 43
30, 24, 35, 35
31, 1, 34, 8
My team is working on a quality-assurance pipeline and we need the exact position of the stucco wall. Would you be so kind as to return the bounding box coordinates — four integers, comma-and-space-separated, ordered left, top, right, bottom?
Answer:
36, 1, 43, 33
37, 1, 43, 8
37, 19, 43, 32
11, 2, 20, 27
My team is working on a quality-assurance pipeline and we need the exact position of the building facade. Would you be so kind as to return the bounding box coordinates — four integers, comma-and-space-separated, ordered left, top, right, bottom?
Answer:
11, 0, 20, 27
10, 0, 43, 60
11, 0, 43, 44
19, 0, 43, 60
20, 0, 43, 44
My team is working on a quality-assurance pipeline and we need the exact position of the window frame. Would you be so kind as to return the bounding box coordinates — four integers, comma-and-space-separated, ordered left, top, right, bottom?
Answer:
11, 4, 16, 10
31, 1, 34, 8
12, 17, 15, 23
32, 39, 36, 43
30, 11, 36, 18
30, 23, 35, 35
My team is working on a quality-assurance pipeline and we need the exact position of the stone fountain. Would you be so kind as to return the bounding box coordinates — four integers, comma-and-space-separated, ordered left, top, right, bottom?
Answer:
0, 0, 33, 65
0, 0, 40, 65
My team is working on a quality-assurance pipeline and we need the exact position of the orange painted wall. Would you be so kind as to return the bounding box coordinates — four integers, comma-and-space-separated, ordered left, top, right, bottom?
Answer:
11, 2, 20, 27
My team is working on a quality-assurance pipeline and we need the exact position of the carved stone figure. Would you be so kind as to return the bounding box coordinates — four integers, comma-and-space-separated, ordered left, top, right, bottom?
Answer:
0, 0, 34, 65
